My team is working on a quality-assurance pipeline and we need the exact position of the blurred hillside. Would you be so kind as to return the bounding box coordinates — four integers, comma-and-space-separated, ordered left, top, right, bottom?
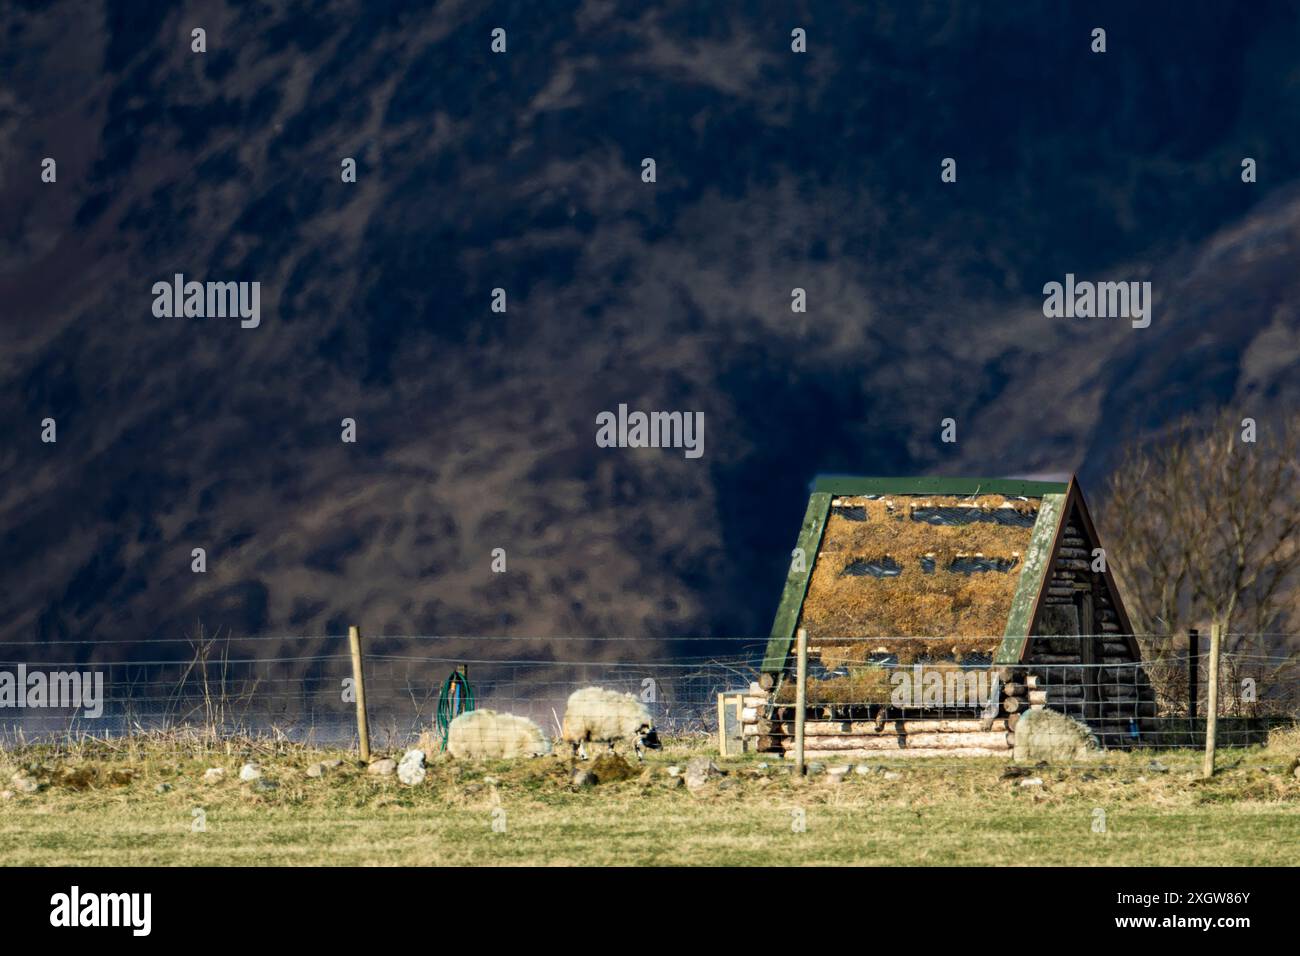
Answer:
1, 1, 1298, 659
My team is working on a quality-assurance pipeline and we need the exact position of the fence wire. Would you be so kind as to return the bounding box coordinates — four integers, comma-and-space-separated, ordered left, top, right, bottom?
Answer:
0, 634, 1294, 753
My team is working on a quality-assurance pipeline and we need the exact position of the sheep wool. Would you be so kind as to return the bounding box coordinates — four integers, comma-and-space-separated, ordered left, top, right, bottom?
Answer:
561, 686, 660, 760
445, 709, 552, 760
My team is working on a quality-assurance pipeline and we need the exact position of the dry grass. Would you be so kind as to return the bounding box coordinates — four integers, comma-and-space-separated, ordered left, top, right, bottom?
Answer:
772, 666, 896, 705
771, 660, 984, 705
799, 497, 1038, 662
1266, 722, 1300, 754
2, 733, 1297, 866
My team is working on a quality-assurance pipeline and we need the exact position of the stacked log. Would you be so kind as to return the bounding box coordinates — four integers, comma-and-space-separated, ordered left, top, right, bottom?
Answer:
795, 746, 1011, 759
1001, 676, 1029, 716
1025, 667, 1144, 686
1028, 686, 1084, 706
778, 731, 1013, 752
769, 723, 1013, 738
768, 714, 1016, 758
740, 681, 783, 752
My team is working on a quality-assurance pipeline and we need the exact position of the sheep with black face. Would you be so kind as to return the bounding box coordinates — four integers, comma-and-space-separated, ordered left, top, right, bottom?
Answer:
561, 687, 662, 761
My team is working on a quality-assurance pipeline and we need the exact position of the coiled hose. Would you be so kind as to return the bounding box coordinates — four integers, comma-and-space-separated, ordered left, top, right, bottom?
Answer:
435, 669, 475, 750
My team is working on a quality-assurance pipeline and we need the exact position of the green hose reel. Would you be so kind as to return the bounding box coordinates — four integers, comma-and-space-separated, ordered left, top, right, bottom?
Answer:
435, 666, 475, 750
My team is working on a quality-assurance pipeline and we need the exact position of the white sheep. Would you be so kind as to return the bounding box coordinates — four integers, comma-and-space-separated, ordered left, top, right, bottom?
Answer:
561, 686, 662, 761
445, 709, 552, 760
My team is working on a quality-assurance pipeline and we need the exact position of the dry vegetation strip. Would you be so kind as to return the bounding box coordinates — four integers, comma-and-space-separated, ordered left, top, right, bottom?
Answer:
1, 737, 1297, 866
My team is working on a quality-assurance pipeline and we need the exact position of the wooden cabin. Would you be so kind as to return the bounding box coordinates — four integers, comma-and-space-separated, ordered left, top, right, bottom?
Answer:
741, 476, 1156, 758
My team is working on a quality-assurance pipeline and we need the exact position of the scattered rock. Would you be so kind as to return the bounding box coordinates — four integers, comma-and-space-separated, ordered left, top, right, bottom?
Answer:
806, 762, 825, 776
398, 749, 426, 786
367, 758, 397, 776
716, 777, 740, 791
252, 779, 279, 793
755, 762, 769, 772
1148, 759, 1169, 774
321, 758, 345, 769
1019, 777, 1044, 788
154, 783, 172, 794
665, 775, 684, 789
0, 790, 13, 800
239, 763, 262, 782
306, 763, 325, 778
853, 764, 876, 776
10, 775, 38, 794
883, 771, 902, 781
827, 765, 851, 778
202, 768, 225, 784
571, 769, 596, 788
665, 765, 681, 777
684, 757, 724, 791
590, 752, 637, 784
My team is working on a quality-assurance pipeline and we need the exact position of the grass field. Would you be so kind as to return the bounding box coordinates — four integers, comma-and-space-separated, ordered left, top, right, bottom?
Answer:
2, 733, 1298, 866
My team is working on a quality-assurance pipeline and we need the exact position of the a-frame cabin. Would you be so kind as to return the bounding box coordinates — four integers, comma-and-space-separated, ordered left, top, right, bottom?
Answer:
743, 476, 1156, 758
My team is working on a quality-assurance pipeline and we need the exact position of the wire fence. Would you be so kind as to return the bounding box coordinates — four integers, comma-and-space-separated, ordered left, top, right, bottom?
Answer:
0, 634, 1295, 753
0, 636, 760, 750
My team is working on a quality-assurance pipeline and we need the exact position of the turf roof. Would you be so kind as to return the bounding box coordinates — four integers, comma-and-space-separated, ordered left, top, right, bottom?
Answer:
761, 478, 1074, 673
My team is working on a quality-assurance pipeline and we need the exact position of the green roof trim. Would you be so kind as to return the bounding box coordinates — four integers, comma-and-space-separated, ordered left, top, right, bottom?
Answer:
761, 492, 832, 673
994, 492, 1067, 663
813, 476, 1069, 497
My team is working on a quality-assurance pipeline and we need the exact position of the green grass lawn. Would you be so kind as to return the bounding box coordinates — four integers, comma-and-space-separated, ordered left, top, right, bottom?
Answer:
1, 736, 1297, 865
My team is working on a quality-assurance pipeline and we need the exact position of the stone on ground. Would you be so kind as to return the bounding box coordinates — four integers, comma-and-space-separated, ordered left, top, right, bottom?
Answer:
684, 757, 724, 791
398, 749, 426, 785
1013, 708, 1098, 763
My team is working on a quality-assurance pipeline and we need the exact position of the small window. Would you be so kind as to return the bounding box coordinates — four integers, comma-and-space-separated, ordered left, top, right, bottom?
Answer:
948, 555, 1019, 575
841, 556, 902, 578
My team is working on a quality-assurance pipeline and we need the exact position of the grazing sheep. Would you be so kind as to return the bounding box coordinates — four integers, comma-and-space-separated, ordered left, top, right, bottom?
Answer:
562, 687, 662, 761
446, 709, 552, 760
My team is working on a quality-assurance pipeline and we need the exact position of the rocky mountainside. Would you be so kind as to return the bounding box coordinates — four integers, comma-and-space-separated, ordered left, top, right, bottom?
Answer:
2, 1, 1298, 657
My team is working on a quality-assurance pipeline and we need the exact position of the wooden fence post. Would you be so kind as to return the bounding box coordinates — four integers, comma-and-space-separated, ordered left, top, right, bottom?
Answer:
794, 627, 808, 776
348, 625, 371, 762
1187, 628, 1199, 721
1202, 622, 1221, 779
717, 693, 728, 758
